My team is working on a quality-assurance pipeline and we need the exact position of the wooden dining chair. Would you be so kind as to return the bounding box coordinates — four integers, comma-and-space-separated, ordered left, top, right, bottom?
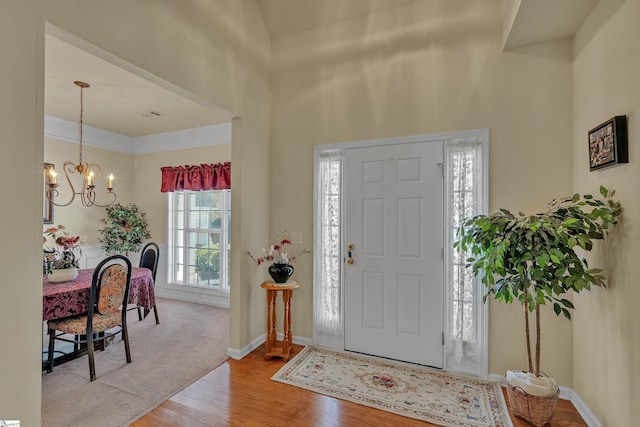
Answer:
134, 242, 159, 323
46, 254, 133, 381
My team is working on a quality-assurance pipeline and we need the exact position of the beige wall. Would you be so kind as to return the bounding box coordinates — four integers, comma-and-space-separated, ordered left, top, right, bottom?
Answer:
0, 1, 270, 425
43, 137, 134, 245
0, 3, 44, 423
270, 0, 575, 384
573, 0, 639, 424
10, 0, 637, 423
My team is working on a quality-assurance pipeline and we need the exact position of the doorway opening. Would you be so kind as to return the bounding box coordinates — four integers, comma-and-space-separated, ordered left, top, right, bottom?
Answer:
313, 129, 489, 377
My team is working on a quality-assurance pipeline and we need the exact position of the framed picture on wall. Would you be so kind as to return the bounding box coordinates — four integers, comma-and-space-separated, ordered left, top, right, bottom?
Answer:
588, 115, 628, 171
44, 163, 54, 224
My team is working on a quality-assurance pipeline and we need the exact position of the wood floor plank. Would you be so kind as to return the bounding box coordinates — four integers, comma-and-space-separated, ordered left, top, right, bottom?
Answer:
131, 345, 587, 426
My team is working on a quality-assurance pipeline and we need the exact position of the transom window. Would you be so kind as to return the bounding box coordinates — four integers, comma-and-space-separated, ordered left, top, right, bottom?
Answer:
167, 189, 231, 290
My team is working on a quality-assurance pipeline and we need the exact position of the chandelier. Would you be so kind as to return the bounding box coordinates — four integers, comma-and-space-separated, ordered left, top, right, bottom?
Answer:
46, 81, 117, 207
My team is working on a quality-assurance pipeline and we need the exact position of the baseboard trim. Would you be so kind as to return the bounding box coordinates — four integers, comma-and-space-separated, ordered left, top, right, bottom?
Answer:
287, 334, 312, 347
155, 286, 229, 308
565, 389, 603, 427
488, 373, 602, 427
227, 334, 265, 360
227, 334, 311, 360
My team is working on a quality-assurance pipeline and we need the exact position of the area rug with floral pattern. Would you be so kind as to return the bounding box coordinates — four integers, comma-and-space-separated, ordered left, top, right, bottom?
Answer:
272, 346, 513, 427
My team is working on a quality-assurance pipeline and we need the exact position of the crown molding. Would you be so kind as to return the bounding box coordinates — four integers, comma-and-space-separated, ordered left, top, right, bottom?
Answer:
44, 115, 231, 155
131, 122, 231, 154
44, 115, 133, 153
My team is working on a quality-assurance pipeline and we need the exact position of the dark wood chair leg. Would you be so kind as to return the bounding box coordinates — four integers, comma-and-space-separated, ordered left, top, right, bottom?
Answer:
122, 324, 132, 363
47, 328, 55, 373
153, 304, 159, 324
88, 335, 96, 381
136, 306, 143, 321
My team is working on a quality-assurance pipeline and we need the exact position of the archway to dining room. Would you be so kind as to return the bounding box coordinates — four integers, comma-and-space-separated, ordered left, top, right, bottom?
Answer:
41, 23, 234, 424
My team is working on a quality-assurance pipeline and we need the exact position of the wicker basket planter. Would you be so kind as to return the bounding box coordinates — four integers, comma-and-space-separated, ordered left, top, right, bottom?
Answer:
506, 380, 559, 427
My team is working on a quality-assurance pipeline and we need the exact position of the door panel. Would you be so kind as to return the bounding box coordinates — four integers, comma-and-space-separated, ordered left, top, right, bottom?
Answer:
344, 141, 444, 367
362, 272, 384, 329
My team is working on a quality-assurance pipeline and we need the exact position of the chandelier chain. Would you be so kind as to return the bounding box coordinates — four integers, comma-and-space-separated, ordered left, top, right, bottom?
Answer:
79, 85, 84, 166
45, 81, 117, 208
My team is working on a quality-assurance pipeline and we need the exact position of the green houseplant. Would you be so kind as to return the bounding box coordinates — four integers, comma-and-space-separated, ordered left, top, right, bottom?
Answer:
455, 186, 621, 425
99, 203, 151, 256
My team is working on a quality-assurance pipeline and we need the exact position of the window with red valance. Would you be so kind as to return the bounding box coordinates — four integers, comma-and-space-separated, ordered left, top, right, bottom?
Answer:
160, 162, 230, 192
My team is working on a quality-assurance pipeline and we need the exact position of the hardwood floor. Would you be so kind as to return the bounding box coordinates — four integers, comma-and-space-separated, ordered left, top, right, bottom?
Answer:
131, 345, 587, 426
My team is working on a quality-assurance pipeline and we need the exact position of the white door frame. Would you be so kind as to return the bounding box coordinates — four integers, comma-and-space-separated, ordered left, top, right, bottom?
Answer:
313, 129, 489, 377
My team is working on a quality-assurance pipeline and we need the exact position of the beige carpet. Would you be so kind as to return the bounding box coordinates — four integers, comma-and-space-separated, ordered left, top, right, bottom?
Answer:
273, 346, 513, 427
41, 298, 229, 427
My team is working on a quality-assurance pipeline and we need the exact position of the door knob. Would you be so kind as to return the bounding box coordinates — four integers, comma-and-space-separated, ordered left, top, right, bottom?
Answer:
345, 243, 354, 265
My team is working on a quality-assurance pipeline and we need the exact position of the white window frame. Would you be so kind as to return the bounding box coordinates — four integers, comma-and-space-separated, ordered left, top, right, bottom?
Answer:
442, 133, 489, 377
313, 151, 343, 349
166, 189, 231, 294
313, 129, 488, 377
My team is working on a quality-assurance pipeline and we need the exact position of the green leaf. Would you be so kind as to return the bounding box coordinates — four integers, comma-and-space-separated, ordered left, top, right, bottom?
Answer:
600, 186, 608, 198
560, 298, 575, 309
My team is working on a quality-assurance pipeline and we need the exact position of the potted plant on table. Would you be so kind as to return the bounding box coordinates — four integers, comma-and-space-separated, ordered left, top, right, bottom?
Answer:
99, 203, 151, 256
247, 230, 311, 283
454, 186, 621, 426
43, 225, 83, 282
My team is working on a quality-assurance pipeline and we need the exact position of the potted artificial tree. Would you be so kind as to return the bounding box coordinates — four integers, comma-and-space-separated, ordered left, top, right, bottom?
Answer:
455, 186, 621, 426
99, 203, 151, 256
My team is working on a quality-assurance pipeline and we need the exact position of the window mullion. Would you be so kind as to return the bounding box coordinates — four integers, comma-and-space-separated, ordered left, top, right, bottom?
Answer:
182, 191, 191, 284
222, 190, 230, 290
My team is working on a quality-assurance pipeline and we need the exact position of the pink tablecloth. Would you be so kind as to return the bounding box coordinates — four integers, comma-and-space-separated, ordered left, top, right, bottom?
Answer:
43, 267, 155, 321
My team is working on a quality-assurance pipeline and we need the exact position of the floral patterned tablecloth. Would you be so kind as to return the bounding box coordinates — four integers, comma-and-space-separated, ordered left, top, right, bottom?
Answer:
43, 267, 155, 321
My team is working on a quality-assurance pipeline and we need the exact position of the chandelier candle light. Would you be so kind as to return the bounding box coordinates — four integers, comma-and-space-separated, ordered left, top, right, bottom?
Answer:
46, 81, 117, 207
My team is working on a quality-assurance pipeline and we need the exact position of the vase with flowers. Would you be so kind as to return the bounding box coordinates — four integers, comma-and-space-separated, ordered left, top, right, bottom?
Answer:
247, 231, 311, 283
43, 225, 83, 282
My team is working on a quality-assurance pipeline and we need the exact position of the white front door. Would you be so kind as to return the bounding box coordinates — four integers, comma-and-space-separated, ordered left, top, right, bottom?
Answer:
343, 141, 444, 367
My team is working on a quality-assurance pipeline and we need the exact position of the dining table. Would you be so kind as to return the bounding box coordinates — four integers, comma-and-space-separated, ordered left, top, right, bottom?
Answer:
43, 266, 156, 321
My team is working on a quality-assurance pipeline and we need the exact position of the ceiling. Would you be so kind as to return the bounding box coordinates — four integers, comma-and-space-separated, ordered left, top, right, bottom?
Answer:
45, 0, 598, 139
256, 0, 418, 39
45, 35, 232, 138
45, 1, 420, 139
504, 0, 599, 50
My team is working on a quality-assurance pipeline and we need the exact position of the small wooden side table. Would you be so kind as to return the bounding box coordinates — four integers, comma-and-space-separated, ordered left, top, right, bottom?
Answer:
261, 280, 300, 361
